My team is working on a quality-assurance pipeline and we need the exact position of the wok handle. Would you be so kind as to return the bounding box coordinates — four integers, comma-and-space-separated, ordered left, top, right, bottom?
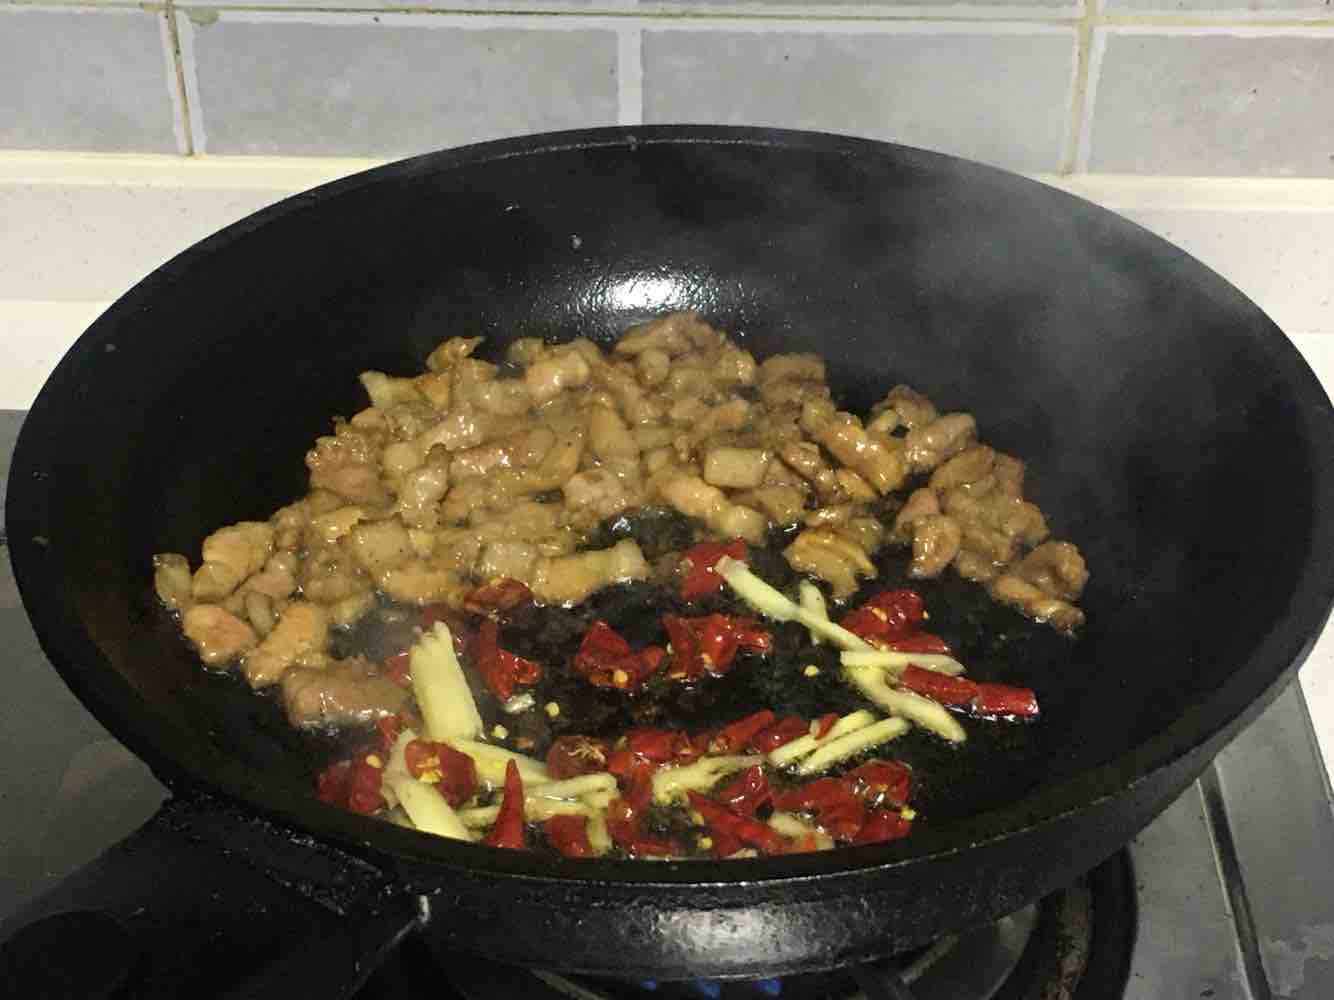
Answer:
0, 795, 427, 999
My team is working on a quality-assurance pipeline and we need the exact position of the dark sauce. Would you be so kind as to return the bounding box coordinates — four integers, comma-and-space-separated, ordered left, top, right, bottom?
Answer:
300, 510, 1077, 849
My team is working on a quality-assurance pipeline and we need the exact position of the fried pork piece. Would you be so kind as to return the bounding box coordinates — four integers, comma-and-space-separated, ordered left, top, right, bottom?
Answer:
191, 522, 274, 602
657, 474, 767, 544
868, 385, 938, 434
903, 413, 977, 473
282, 657, 412, 727
784, 529, 876, 599
242, 601, 329, 688
799, 400, 906, 495
1013, 541, 1089, 601
182, 604, 258, 665
531, 539, 650, 605
989, 574, 1085, 633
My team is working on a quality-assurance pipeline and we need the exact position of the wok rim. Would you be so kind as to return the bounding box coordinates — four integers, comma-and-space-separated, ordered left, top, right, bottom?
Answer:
8, 124, 1334, 888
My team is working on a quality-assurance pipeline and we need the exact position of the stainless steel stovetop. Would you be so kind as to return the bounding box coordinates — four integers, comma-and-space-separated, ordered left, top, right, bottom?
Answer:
2, 409, 1332, 998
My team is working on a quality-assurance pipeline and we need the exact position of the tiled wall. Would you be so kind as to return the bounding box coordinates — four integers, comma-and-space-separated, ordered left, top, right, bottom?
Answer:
1, 0, 1333, 174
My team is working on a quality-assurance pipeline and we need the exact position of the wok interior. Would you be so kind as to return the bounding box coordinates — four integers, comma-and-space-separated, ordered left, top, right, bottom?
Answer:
32, 136, 1320, 850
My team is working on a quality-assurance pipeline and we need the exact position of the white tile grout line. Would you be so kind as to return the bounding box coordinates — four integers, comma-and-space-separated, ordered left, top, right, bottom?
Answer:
616, 27, 643, 127
192, 9, 1082, 33
1073, 23, 1108, 171
157, 10, 191, 156
173, 14, 208, 155
1055, 0, 1091, 174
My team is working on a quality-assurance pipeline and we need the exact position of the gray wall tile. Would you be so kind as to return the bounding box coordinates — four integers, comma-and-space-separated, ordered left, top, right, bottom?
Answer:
1086, 31, 1334, 177
643, 28, 1075, 173
184, 14, 620, 156
0, 8, 179, 153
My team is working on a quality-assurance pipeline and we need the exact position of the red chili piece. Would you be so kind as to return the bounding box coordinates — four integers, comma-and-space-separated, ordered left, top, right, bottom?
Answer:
973, 682, 1041, 718
843, 760, 912, 809
678, 539, 746, 601
749, 715, 810, 753
897, 665, 1040, 719
546, 735, 611, 779
896, 665, 977, 707
474, 618, 542, 702
316, 761, 350, 808
317, 752, 387, 816
374, 714, 405, 753
572, 620, 666, 691
662, 614, 771, 681
382, 650, 413, 688
624, 728, 701, 765
773, 778, 867, 842
884, 632, 952, 654
482, 760, 526, 850
813, 713, 839, 740
542, 815, 595, 859
710, 710, 776, 754
404, 739, 479, 807
463, 577, 535, 614
688, 792, 788, 856
853, 809, 914, 846
714, 765, 772, 817
606, 750, 659, 811
840, 589, 939, 649
606, 797, 677, 857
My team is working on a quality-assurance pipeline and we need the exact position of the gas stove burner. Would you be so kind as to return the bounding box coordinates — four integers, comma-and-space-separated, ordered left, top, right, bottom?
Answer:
414, 852, 1134, 1000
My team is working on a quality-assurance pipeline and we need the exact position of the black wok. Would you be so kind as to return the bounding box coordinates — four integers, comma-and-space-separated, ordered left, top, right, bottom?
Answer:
6, 126, 1334, 983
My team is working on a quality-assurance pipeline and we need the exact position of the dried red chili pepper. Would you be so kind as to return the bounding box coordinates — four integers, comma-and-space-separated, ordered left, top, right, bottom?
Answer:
840, 589, 930, 645
843, 760, 912, 809
374, 714, 405, 753
382, 650, 413, 688
572, 620, 666, 691
896, 665, 977, 707
345, 751, 387, 815
546, 735, 611, 779
864, 590, 928, 634
852, 809, 913, 846
606, 797, 676, 857
463, 577, 534, 614
688, 792, 788, 856
316, 760, 350, 808
474, 618, 542, 702
404, 738, 479, 807
606, 750, 659, 812
542, 815, 595, 859
972, 682, 1040, 718
883, 632, 951, 655
711, 710, 776, 754
773, 778, 867, 842
623, 728, 701, 765
897, 665, 1039, 719
482, 760, 526, 850
813, 713, 839, 740
714, 765, 772, 817
678, 538, 746, 601
749, 715, 810, 753
662, 614, 771, 680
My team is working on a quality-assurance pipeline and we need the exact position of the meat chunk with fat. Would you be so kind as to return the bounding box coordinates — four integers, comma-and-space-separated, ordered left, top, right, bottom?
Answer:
242, 601, 329, 688
182, 604, 258, 665
282, 658, 412, 728
191, 522, 275, 602
784, 529, 876, 599
531, 539, 650, 606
